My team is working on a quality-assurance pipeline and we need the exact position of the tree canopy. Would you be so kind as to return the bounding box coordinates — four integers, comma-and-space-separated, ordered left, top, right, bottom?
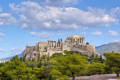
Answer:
1, 51, 120, 80
104, 53, 120, 77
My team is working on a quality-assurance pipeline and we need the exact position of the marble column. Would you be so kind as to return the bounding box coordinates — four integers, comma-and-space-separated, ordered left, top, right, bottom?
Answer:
55, 41, 57, 47
80, 38, 81, 44
82, 38, 83, 44
48, 41, 50, 46
52, 42, 53, 47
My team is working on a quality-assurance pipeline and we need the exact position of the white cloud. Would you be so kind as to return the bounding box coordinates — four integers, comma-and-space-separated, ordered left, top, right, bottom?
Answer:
0, 48, 5, 53
82, 27, 88, 30
80, 32, 86, 35
0, 32, 5, 37
110, 7, 120, 17
57, 31, 69, 37
11, 48, 23, 55
110, 40, 120, 44
10, 1, 117, 31
92, 31, 102, 36
0, 13, 16, 26
36, 0, 78, 6
108, 30, 119, 37
0, 7, 2, 12
30, 32, 53, 39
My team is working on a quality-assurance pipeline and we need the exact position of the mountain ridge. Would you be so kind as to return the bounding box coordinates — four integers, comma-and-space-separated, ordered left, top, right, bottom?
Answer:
0, 54, 22, 61
96, 41, 120, 54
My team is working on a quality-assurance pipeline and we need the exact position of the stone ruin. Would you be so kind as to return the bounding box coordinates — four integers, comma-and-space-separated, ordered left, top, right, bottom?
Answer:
22, 35, 99, 61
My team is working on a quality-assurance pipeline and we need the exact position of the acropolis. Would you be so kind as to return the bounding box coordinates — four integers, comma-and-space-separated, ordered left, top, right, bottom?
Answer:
22, 35, 99, 61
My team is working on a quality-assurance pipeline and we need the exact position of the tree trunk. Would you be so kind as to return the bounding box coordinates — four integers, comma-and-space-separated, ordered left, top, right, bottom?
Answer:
72, 72, 75, 80
72, 76, 75, 80
116, 71, 119, 77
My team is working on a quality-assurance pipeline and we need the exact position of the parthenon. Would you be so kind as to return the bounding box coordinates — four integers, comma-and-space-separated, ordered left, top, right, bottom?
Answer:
65, 35, 84, 45
22, 35, 99, 61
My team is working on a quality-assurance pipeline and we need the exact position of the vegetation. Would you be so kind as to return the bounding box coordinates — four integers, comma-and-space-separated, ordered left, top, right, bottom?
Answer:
1, 51, 120, 80
104, 53, 120, 77
86, 42, 89, 45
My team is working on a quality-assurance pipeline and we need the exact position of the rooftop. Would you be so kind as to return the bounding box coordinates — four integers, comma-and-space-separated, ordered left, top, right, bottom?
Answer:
68, 35, 84, 38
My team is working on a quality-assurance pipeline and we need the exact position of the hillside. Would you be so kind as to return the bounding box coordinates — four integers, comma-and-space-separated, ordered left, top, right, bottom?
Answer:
96, 41, 120, 54
0, 54, 22, 61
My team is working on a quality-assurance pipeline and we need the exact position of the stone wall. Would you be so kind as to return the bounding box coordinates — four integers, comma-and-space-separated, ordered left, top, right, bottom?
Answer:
70, 45, 97, 57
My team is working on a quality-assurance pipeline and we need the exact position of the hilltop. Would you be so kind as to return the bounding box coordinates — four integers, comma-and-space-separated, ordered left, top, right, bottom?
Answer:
96, 41, 120, 54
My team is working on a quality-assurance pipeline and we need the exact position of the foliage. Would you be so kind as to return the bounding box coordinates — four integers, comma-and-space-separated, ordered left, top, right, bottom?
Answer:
64, 50, 83, 56
2, 51, 120, 80
86, 42, 89, 45
0, 56, 36, 80
88, 56, 105, 64
51, 53, 63, 58
87, 63, 106, 75
51, 54, 87, 80
104, 53, 120, 77
49, 69, 68, 80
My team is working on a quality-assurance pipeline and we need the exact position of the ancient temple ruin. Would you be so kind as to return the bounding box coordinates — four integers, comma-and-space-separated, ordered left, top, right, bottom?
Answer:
22, 35, 99, 61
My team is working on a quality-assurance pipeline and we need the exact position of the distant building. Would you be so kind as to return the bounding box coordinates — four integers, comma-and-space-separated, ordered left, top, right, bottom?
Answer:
22, 35, 99, 61
0, 60, 10, 63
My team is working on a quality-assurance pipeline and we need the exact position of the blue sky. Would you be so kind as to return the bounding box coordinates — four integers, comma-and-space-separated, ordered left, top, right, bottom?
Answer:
0, 0, 120, 59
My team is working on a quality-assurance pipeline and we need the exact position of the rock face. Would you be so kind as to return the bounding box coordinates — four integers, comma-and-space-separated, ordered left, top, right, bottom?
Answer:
22, 35, 99, 61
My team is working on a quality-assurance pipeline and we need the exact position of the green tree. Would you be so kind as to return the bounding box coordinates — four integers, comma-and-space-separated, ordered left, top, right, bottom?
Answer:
0, 56, 35, 80
88, 57, 105, 64
104, 53, 120, 77
86, 42, 89, 45
51, 53, 63, 58
49, 69, 62, 80
49, 69, 68, 80
33, 65, 52, 80
51, 54, 87, 80
64, 50, 71, 55
87, 63, 106, 75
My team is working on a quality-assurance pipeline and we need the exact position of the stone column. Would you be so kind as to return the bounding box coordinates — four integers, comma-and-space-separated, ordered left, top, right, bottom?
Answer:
81, 38, 82, 44
55, 41, 57, 47
48, 41, 50, 46
83, 38, 84, 43
81, 38, 83, 44
80, 38, 81, 44
77, 39, 79, 44
56, 42, 58, 47
59, 42, 61, 47
82, 38, 83, 44
50, 42, 51, 47
52, 41, 54, 47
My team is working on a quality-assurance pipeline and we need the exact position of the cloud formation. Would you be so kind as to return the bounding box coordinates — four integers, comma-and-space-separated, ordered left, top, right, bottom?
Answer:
11, 48, 22, 55
80, 32, 86, 35
36, 0, 78, 6
108, 30, 119, 37
110, 7, 120, 17
0, 13, 16, 26
0, 7, 2, 12
0, 32, 5, 37
30, 32, 53, 39
10, 1, 118, 32
92, 31, 102, 36
0, 48, 5, 53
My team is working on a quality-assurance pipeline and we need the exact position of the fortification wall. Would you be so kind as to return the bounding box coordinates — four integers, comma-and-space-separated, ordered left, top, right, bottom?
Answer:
70, 45, 96, 56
